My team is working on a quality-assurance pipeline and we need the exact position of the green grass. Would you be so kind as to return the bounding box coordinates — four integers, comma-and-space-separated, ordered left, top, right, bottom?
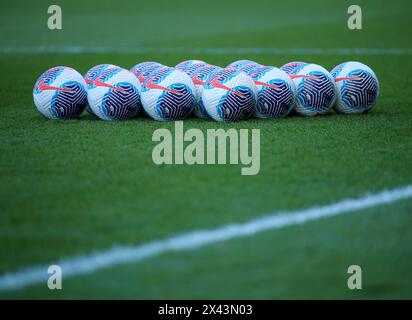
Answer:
7, 200, 412, 299
0, 0, 412, 299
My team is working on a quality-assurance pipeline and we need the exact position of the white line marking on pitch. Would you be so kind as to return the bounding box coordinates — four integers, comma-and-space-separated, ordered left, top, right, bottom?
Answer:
0, 46, 411, 55
1, 184, 412, 292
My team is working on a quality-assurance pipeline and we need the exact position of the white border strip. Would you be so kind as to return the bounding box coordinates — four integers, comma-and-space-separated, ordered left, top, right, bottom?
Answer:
1, 46, 411, 55
1, 184, 412, 292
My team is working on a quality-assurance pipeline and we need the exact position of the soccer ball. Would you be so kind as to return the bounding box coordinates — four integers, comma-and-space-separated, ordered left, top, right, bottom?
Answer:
130, 61, 165, 84
252, 66, 296, 119
176, 59, 206, 68
227, 60, 260, 69
84, 64, 118, 87
191, 65, 223, 118
227, 60, 263, 77
288, 63, 336, 116
175, 60, 208, 77
280, 61, 307, 75
87, 67, 142, 120
331, 61, 379, 114
201, 68, 257, 122
33, 66, 87, 119
235, 63, 263, 75
84, 64, 119, 116
140, 67, 196, 121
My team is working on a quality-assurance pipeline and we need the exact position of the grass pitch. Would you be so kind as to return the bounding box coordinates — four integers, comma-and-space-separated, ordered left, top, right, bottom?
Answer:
0, 0, 412, 299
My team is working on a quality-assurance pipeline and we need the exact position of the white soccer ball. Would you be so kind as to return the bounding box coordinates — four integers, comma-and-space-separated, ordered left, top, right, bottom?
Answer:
280, 61, 307, 75
140, 67, 196, 121
175, 60, 208, 77
227, 60, 260, 69
84, 64, 118, 87
33, 66, 87, 119
87, 67, 142, 120
130, 61, 165, 84
191, 65, 223, 118
252, 66, 296, 119
331, 61, 379, 114
235, 63, 264, 76
288, 63, 336, 116
201, 69, 257, 121
84, 64, 119, 116
176, 59, 205, 68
